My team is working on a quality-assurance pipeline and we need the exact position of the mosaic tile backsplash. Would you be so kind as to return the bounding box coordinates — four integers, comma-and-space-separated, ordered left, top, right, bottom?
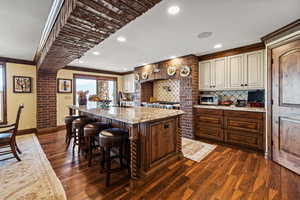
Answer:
200, 90, 265, 104
153, 79, 180, 102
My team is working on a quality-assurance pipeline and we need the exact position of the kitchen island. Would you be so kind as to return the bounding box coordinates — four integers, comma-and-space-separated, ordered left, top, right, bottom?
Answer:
68, 105, 184, 189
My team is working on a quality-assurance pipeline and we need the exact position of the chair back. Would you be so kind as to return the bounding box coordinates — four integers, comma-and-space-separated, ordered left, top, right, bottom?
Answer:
14, 104, 24, 133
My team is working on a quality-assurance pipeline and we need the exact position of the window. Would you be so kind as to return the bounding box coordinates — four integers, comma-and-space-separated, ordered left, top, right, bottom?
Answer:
0, 62, 7, 124
73, 74, 117, 106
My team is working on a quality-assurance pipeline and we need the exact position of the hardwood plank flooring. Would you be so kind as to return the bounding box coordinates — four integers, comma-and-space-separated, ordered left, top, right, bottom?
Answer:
38, 130, 300, 200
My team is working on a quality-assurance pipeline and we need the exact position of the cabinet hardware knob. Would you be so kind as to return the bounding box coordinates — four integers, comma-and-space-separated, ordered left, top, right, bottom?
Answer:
245, 84, 248, 86
241, 84, 244, 86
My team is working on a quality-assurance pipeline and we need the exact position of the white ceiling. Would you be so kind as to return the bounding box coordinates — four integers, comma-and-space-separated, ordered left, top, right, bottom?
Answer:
0, 0, 52, 61
1, 0, 299, 70
70, 0, 300, 72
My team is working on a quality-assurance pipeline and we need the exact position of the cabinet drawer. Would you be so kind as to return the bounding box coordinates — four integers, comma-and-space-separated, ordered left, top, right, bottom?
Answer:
224, 110, 263, 119
195, 108, 223, 116
196, 115, 223, 128
195, 127, 224, 141
225, 117, 262, 134
225, 130, 263, 150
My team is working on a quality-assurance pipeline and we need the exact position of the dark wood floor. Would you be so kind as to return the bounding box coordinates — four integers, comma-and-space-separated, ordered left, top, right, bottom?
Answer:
38, 130, 300, 200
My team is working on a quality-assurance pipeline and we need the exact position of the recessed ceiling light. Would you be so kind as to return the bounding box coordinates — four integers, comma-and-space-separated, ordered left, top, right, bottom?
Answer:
92, 51, 100, 55
197, 32, 213, 39
214, 44, 223, 49
170, 56, 176, 59
142, 63, 147, 66
168, 5, 180, 15
117, 36, 126, 42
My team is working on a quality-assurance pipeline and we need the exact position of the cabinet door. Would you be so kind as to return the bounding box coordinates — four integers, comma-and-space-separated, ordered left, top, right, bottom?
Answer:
123, 75, 128, 92
199, 61, 212, 90
123, 74, 135, 93
149, 120, 176, 165
129, 73, 136, 93
244, 50, 264, 89
213, 57, 227, 90
228, 54, 244, 89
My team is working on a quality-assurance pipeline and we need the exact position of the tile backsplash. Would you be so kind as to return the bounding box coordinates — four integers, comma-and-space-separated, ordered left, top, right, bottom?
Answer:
200, 90, 265, 104
153, 79, 180, 102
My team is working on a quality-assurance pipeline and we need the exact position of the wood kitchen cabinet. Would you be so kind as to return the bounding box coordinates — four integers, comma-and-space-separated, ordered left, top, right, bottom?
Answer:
195, 108, 224, 141
149, 118, 176, 167
199, 50, 264, 91
195, 108, 265, 151
123, 73, 135, 93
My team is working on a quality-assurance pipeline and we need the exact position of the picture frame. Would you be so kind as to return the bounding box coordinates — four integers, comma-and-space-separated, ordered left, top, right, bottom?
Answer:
57, 78, 72, 93
13, 76, 32, 93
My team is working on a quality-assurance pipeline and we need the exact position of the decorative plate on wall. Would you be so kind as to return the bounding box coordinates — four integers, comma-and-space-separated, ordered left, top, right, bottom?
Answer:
167, 66, 176, 76
135, 73, 140, 81
180, 66, 191, 77
142, 72, 149, 80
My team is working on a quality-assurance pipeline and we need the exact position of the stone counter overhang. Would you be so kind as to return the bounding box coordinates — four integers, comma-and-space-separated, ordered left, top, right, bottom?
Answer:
194, 105, 266, 113
68, 105, 185, 125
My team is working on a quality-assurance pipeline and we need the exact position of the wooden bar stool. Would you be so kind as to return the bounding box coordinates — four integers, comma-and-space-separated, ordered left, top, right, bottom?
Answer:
64, 115, 81, 149
72, 117, 96, 154
84, 122, 110, 167
99, 128, 130, 187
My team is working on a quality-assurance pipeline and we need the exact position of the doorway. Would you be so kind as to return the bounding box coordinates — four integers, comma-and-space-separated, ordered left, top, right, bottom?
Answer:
269, 37, 300, 175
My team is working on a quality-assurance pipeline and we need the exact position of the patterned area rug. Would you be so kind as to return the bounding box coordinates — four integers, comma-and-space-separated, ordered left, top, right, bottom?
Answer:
0, 134, 66, 200
182, 138, 216, 162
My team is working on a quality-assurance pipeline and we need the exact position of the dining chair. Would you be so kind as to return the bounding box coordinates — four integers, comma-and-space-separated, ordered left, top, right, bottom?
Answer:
0, 104, 24, 161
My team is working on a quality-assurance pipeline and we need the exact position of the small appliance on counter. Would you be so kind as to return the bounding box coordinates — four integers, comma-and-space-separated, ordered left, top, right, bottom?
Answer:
220, 101, 233, 106
248, 90, 265, 107
199, 94, 219, 105
235, 99, 247, 107
219, 95, 233, 106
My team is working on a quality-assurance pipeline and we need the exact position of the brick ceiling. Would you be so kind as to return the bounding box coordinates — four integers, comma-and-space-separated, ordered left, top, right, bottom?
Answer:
36, 0, 162, 72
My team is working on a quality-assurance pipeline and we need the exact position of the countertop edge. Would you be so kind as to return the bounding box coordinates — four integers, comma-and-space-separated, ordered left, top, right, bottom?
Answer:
193, 105, 266, 113
68, 105, 185, 124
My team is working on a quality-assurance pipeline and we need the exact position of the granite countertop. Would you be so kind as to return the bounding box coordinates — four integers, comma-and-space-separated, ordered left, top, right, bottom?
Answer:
68, 105, 184, 124
194, 105, 266, 113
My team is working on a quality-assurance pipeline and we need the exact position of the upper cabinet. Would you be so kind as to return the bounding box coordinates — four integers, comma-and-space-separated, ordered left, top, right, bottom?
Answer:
199, 61, 212, 90
199, 57, 227, 90
199, 50, 264, 91
244, 51, 264, 89
227, 54, 245, 89
123, 73, 135, 93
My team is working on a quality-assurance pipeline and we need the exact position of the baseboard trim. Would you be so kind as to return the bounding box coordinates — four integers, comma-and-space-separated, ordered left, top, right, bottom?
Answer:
37, 125, 66, 134
17, 128, 37, 135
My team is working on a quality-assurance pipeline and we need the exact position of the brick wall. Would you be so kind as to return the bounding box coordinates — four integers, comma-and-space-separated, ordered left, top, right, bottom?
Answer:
135, 55, 199, 138
37, 71, 57, 130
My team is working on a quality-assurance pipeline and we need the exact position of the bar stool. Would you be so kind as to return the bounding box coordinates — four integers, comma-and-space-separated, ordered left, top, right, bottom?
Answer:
64, 115, 81, 149
99, 128, 130, 187
72, 117, 96, 154
84, 122, 110, 167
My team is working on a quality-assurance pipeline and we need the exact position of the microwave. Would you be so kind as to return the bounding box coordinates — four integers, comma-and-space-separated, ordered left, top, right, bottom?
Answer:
200, 95, 219, 105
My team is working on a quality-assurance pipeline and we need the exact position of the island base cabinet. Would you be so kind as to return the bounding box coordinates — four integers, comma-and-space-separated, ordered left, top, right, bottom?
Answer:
149, 119, 176, 165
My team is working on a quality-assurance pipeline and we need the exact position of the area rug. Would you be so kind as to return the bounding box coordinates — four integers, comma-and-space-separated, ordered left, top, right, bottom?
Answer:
0, 134, 66, 200
182, 137, 216, 162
